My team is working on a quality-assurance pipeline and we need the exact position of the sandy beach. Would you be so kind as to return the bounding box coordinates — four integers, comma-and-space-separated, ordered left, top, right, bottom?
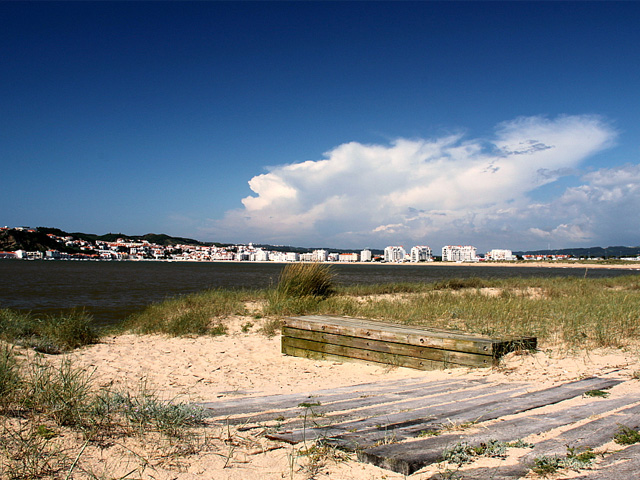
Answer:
22, 314, 636, 480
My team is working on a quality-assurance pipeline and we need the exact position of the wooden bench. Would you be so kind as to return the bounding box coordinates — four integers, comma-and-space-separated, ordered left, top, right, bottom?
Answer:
281, 315, 536, 370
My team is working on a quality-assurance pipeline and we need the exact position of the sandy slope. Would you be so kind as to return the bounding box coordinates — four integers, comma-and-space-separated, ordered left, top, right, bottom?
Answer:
29, 317, 636, 480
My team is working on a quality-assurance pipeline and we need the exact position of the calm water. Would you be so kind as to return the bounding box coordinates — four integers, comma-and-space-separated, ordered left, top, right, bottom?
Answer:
2, 260, 638, 326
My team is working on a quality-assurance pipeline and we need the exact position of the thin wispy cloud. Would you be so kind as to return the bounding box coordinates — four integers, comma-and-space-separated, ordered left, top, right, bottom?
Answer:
210, 115, 624, 250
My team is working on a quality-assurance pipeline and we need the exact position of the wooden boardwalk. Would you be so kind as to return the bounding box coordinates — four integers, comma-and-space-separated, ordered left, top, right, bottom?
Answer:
200, 374, 640, 477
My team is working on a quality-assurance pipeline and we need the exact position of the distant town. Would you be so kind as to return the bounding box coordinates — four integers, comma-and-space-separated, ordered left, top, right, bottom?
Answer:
2, 226, 639, 263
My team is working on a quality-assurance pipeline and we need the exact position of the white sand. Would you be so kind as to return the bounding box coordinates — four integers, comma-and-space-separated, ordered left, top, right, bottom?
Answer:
31, 316, 637, 480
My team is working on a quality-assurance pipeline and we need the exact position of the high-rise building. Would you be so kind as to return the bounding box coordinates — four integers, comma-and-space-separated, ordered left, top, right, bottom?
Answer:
410, 246, 432, 262
384, 245, 406, 263
442, 245, 477, 262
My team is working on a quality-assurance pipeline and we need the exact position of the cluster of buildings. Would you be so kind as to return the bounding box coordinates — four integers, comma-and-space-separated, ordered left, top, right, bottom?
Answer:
1, 227, 547, 264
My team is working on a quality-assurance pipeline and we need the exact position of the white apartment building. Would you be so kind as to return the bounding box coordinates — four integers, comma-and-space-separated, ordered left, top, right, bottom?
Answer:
339, 253, 359, 262
312, 249, 328, 262
384, 246, 406, 263
410, 245, 433, 262
360, 249, 372, 262
442, 245, 477, 262
285, 252, 299, 262
486, 249, 516, 261
252, 249, 270, 262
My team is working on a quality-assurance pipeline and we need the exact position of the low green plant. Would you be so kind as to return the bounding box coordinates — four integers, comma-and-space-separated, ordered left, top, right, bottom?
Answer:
531, 446, 596, 475
531, 455, 565, 475
614, 424, 640, 445
584, 389, 610, 398
443, 439, 533, 466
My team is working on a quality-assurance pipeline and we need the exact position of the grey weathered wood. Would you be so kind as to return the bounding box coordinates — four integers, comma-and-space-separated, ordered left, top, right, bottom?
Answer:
268, 383, 530, 444
284, 327, 494, 367
569, 443, 640, 479
284, 315, 536, 357
331, 377, 623, 449
271, 377, 621, 446
207, 379, 487, 426
200, 376, 447, 415
359, 392, 635, 475
261, 382, 521, 434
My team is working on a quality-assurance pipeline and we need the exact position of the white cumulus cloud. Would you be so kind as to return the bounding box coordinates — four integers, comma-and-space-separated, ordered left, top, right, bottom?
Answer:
210, 115, 624, 250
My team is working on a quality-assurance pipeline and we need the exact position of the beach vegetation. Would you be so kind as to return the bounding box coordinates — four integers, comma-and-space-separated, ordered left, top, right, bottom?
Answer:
531, 446, 597, 475
124, 288, 250, 336
123, 274, 640, 350
275, 263, 335, 299
0, 308, 99, 354
0, 349, 207, 478
614, 424, 640, 445
266, 263, 335, 315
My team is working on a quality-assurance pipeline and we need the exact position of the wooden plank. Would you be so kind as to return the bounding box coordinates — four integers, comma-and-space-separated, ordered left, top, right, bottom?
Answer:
201, 377, 475, 417
211, 380, 488, 426
358, 393, 636, 475
283, 326, 494, 366
268, 383, 529, 444
282, 343, 449, 370
284, 315, 499, 355
283, 336, 492, 369
455, 403, 640, 479
263, 383, 520, 435
275, 377, 621, 446
570, 444, 640, 480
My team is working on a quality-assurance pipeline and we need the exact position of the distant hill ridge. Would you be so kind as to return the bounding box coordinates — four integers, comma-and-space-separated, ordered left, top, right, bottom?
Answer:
1, 226, 639, 258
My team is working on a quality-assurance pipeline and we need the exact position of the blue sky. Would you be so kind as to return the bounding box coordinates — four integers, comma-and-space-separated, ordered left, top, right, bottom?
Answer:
2, 2, 639, 252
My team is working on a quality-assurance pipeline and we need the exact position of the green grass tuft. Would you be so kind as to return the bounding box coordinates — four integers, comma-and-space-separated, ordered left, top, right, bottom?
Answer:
275, 263, 335, 299
0, 308, 99, 354
124, 288, 249, 336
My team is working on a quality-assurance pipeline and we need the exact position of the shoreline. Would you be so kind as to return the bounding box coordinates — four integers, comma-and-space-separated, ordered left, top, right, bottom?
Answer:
5, 257, 640, 270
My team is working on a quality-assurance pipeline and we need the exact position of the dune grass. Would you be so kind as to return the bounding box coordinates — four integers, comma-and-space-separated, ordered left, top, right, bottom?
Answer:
123, 273, 640, 350
4, 272, 638, 351
265, 263, 335, 316
123, 288, 255, 336
319, 275, 640, 349
0, 309, 99, 354
0, 348, 206, 478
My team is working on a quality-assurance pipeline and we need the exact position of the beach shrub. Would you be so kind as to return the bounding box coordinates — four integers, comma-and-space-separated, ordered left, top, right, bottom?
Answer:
40, 309, 99, 352
0, 309, 40, 342
275, 263, 335, 299
266, 263, 335, 315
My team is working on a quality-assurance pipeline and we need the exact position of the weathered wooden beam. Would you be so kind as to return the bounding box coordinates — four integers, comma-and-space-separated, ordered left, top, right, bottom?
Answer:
282, 336, 492, 369
283, 326, 495, 366
271, 377, 621, 446
284, 315, 505, 355
358, 390, 633, 475
570, 444, 640, 479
